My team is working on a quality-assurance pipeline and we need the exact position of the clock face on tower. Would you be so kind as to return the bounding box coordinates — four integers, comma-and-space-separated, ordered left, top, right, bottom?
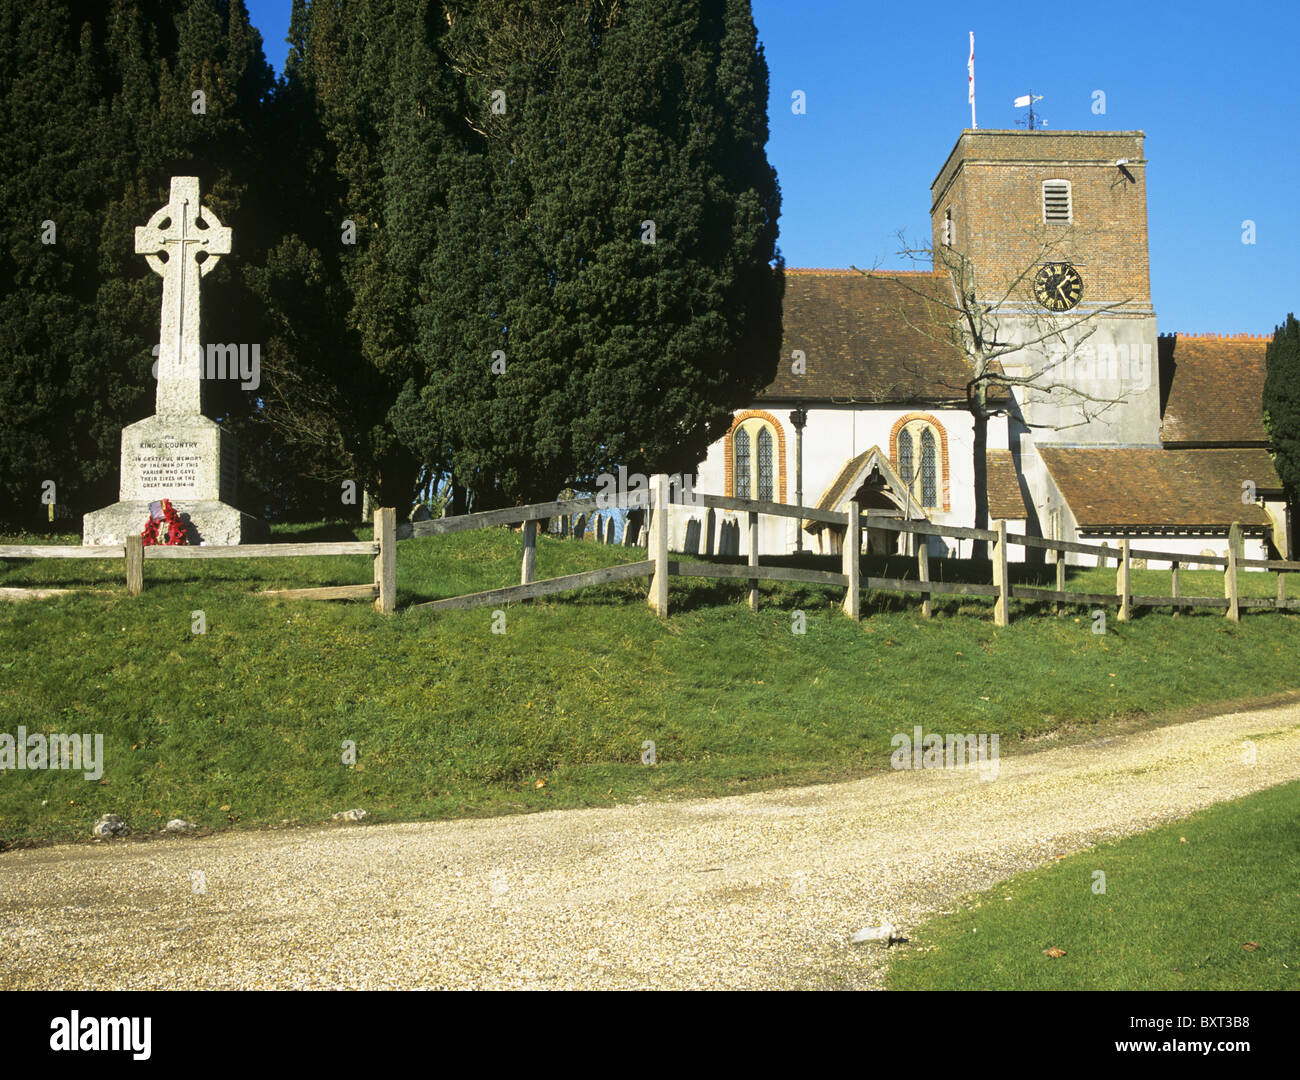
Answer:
1033, 262, 1084, 311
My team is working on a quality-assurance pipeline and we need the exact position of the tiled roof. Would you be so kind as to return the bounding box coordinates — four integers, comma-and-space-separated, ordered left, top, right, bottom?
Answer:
812, 450, 874, 518
758, 269, 1003, 404
1039, 447, 1279, 528
1160, 334, 1270, 445
986, 450, 1029, 520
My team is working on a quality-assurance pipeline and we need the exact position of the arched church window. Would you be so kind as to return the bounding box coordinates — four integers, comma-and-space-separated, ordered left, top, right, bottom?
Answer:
757, 428, 774, 501
730, 414, 784, 502
734, 426, 751, 499
894, 417, 945, 511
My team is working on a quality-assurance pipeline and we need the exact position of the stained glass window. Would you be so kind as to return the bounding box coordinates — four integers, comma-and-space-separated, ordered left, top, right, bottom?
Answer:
757, 427, 774, 501
921, 427, 937, 508
898, 429, 913, 496
734, 427, 751, 498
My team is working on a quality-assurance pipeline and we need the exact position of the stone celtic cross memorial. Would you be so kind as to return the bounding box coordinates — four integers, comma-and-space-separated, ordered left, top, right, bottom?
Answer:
83, 176, 264, 546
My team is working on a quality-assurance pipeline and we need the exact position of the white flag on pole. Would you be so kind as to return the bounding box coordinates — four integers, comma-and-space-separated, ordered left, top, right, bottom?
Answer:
968, 33, 975, 104
1014, 94, 1031, 107
968, 31, 976, 128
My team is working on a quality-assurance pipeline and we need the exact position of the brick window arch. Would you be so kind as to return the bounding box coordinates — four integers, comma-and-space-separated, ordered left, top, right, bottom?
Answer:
890, 412, 951, 512
725, 410, 787, 503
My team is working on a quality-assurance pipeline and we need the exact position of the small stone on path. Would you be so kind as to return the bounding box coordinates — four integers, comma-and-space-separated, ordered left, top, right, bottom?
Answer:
92, 814, 130, 839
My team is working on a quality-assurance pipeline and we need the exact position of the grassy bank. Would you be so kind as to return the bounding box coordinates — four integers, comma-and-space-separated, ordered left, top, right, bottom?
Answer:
2, 525, 1298, 847
886, 780, 1300, 990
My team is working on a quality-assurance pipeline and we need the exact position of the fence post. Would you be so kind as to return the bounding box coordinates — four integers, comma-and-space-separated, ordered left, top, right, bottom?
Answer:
1170, 559, 1180, 617
1117, 538, 1131, 622
125, 533, 143, 597
374, 507, 396, 614
748, 510, 760, 613
842, 500, 860, 619
1055, 546, 1066, 617
1225, 522, 1241, 622
917, 533, 931, 618
521, 519, 537, 585
648, 473, 669, 617
992, 518, 1009, 626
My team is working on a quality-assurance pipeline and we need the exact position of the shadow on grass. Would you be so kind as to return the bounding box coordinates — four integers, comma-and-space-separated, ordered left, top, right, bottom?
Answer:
269, 521, 370, 542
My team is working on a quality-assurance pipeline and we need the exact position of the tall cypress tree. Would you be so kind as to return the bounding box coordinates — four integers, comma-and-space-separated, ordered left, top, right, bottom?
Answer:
252, 0, 461, 516
0, 0, 118, 528
402, 0, 782, 509
1263, 312, 1300, 551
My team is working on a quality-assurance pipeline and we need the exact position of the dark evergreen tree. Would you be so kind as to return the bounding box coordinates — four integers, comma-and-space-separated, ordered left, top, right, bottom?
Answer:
402, 0, 782, 509
1263, 313, 1300, 550
251, 0, 463, 517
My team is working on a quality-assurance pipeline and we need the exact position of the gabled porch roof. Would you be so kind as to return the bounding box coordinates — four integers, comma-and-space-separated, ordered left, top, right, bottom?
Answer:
804, 446, 919, 532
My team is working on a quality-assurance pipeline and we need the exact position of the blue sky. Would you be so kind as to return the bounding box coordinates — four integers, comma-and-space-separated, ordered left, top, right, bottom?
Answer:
246, 0, 1299, 334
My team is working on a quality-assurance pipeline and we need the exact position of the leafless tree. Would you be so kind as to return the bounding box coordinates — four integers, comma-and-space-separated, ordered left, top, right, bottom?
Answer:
858, 230, 1138, 556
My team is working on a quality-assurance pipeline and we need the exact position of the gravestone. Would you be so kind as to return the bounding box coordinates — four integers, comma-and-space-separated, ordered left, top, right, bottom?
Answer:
83, 177, 264, 546
719, 519, 740, 556
624, 508, 645, 546
605, 517, 616, 545
683, 518, 701, 555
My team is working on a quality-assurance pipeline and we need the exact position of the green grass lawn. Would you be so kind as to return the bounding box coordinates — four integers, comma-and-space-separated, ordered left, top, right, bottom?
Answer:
1, 523, 1298, 848
886, 779, 1300, 990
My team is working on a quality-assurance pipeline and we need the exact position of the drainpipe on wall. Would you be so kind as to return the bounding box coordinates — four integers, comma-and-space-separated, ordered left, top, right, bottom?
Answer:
790, 407, 808, 553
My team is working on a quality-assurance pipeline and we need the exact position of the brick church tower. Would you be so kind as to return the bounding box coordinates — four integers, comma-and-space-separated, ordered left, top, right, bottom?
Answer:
929, 130, 1161, 447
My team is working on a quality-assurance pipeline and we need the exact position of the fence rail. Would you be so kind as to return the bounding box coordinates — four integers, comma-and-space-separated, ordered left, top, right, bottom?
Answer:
0, 544, 126, 559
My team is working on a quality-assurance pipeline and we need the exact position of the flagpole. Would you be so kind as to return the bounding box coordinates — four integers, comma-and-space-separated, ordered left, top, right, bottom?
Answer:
968, 31, 976, 129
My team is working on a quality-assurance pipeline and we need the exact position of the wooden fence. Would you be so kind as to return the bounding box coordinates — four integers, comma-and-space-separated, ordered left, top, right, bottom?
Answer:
0, 508, 398, 613
4, 477, 1297, 625
395, 474, 1300, 625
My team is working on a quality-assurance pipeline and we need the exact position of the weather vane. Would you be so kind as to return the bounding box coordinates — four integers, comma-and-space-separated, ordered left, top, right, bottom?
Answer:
1014, 92, 1045, 130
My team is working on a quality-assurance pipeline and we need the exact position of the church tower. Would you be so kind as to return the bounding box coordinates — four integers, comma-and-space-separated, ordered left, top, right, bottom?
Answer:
929, 130, 1160, 446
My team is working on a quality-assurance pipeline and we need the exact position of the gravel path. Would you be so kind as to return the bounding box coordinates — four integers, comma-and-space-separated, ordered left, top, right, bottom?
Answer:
3, 704, 1298, 990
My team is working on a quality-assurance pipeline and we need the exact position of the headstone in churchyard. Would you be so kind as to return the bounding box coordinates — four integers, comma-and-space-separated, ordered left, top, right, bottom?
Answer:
83, 176, 264, 546
605, 517, 616, 545
720, 519, 740, 556
683, 518, 701, 555
624, 508, 644, 546
572, 514, 587, 541
704, 507, 716, 556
